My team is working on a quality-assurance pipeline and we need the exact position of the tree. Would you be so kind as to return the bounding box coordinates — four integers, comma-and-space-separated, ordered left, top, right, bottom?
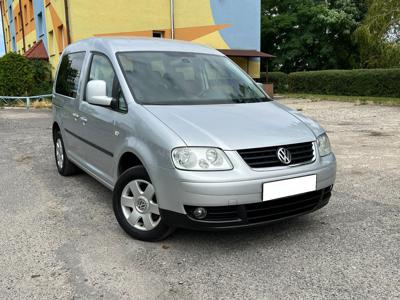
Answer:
261, 0, 367, 72
0, 53, 53, 96
353, 0, 400, 68
31, 59, 53, 95
0, 52, 34, 96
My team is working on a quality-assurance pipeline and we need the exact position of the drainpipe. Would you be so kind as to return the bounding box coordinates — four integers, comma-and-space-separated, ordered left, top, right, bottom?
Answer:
170, 0, 174, 39
0, 1, 7, 54
63, 0, 71, 44
18, 0, 26, 52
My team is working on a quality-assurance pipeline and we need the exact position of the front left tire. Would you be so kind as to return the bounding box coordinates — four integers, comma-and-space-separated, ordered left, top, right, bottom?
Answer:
113, 166, 174, 242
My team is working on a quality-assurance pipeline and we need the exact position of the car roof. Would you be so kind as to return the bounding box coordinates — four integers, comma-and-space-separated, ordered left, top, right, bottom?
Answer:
63, 37, 224, 56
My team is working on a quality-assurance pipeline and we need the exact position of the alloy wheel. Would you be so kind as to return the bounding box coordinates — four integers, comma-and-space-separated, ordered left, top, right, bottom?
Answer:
120, 179, 160, 231
55, 138, 64, 169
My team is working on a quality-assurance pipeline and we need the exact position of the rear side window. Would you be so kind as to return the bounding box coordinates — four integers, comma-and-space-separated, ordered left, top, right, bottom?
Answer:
55, 52, 85, 98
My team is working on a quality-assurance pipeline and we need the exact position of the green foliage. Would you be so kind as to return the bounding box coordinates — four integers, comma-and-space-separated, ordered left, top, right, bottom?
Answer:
0, 53, 34, 96
0, 53, 52, 96
353, 0, 400, 68
31, 59, 53, 95
261, 71, 289, 92
261, 0, 368, 73
288, 69, 400, 97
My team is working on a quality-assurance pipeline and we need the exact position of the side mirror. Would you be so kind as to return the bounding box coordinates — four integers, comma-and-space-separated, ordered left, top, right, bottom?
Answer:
86, 80, 113, 106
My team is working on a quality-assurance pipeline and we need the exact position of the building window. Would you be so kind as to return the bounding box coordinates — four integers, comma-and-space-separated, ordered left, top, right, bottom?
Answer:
24, 5, 28, 25
29, 0, 34, 20
57, 25, 64, 53
18, 12, 22, 31
8, 5, 12, 20
37, 13, 43, 36
14, 16, 18, 34
153, 31, 164, 38
49, 30, 54, 55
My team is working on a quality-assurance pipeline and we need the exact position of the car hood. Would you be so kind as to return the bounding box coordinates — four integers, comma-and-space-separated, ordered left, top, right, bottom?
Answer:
144, 102, 317, 150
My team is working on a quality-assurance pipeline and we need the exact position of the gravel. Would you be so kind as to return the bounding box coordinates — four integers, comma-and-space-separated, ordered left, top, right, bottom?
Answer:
0, 100, 399, 299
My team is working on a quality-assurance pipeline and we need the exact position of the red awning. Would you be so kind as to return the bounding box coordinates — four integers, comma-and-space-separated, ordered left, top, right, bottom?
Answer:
218, 49, 275, 58
24, 40, 49, 60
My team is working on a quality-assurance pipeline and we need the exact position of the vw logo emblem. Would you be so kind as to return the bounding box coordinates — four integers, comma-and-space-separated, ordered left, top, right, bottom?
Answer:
135, 196, 149, 213
277, 147, 292, 165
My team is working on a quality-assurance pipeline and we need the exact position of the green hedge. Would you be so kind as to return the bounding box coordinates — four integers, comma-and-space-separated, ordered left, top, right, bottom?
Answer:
261, 71, 288, 92
288, 69, 400, 98
0, 52, 53, 96
31, 59, 53, 95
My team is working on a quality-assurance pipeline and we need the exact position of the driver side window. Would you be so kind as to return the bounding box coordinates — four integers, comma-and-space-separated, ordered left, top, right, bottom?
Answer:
88, 54, 127, 112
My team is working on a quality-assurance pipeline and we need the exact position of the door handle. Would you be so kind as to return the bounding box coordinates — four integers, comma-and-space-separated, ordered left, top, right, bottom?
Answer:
72, 112, 79, 121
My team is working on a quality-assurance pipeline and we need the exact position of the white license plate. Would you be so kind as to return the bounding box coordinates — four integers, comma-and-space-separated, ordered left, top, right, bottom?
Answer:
262, 175, 316, 201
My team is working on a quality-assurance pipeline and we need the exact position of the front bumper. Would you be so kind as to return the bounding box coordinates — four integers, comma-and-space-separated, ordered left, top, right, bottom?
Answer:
160, 186, 332, 230
152, 152, 336, 214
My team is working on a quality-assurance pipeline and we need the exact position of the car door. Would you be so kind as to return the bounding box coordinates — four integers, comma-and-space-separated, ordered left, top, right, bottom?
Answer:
54, 52, 86, 162
76, 53, 128, 184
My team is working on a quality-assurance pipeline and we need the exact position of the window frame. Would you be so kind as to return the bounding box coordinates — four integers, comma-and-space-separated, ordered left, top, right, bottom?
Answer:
54, 51, 87, 99
37, 12, 43, 36
152, 31, 164, 38
116, 50, 270, 105
84, 51, 128, 114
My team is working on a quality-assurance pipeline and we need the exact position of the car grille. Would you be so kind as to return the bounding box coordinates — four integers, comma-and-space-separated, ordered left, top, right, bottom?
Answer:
237, 142, 315, 168
184, 187, 332, 224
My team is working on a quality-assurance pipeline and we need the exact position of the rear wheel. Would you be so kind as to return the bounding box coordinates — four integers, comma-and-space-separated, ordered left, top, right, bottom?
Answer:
113, 166, 174, 241
54, 131, 79, 176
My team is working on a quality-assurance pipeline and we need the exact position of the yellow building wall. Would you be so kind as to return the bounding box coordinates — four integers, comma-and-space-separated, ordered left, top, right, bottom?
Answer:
173, 0, 228, 49
68, 0, 171, 42
67, 0, 229, 48
11, 0, 37, 53
41, 0, 260, 77
25, 31, 36, 49
231, 57, 261, 79
44, 0, 67, 68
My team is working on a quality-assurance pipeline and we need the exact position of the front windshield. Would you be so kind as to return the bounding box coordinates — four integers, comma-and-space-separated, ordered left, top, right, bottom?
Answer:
117, 51, 271, 105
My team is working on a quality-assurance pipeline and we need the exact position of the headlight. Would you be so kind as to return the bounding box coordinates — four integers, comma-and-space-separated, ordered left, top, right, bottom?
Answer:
317, 133, 332, 157
172, 147, 233, 171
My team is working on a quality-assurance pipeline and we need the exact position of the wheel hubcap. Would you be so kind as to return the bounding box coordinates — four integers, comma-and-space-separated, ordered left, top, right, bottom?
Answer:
135, 196, 149, 213
55, 139, 64, 169
121, 179, 160, 231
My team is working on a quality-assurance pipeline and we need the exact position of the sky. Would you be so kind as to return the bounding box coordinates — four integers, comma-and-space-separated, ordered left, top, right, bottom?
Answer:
0, 21, 4, 56
0, 20, 4, 56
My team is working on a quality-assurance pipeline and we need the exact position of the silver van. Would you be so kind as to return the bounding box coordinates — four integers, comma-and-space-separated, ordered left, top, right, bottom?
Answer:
52, 38, 336, 241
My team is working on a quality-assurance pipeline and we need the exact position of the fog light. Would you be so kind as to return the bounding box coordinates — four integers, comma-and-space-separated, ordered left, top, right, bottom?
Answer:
193, 207, 207, 219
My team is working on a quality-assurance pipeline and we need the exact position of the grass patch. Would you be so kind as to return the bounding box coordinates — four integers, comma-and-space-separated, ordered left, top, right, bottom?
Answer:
31, 99, 52, 109
0, 98, 52, 109
279, 93, 400, 106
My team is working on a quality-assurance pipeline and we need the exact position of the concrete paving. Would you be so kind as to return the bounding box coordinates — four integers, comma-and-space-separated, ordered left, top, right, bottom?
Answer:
0, 100, 399, 299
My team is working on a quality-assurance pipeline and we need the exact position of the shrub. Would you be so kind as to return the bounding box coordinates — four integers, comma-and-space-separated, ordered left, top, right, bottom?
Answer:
260, 71, 289, 92
0, 53, 34, 96
31, 59, 53, 95
267, 72, 288, 92
288, 69, 400, 98
0, 53, 53, 96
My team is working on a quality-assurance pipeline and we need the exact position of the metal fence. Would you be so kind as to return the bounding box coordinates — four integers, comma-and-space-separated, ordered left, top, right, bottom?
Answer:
0, 94, 53, 109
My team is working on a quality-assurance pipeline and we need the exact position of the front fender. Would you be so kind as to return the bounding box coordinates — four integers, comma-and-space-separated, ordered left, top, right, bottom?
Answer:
112, 106, 186, 203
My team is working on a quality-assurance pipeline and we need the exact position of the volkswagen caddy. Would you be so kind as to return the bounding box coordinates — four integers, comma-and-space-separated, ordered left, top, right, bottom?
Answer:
52, 38, 336, 241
